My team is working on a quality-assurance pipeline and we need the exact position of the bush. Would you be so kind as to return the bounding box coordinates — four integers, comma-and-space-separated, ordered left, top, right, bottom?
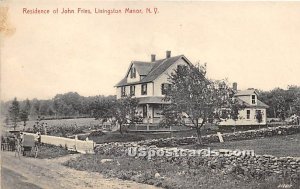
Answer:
25, 143, 76, 159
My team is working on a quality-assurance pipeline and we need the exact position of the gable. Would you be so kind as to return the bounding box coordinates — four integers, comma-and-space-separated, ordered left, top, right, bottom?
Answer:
141, 55, 191, 83
236, 97, 269, 108
153, 56, 191, 83
115, 55, 191, 87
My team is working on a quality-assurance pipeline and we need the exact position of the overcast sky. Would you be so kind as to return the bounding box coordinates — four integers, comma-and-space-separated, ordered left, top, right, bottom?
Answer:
1, 1, 300, 101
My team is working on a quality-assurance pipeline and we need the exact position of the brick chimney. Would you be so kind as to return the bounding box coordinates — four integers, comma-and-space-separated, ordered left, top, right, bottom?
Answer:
233, 82, 238, 91
166, 51, 171, 58
151, 54, 156, 62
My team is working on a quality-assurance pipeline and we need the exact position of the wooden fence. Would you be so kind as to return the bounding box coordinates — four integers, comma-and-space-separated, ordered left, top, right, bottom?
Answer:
23, 132, 95, 154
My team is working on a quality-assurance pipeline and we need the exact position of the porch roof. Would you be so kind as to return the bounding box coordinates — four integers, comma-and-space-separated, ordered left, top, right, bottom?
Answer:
138, 97, 170, 104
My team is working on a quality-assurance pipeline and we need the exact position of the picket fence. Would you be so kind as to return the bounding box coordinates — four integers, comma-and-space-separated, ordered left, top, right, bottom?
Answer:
23, 132, 95, 154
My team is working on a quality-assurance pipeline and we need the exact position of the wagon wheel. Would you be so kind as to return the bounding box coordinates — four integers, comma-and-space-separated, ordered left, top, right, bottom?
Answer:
33, 145, 39, 158
14, 139, 22, 158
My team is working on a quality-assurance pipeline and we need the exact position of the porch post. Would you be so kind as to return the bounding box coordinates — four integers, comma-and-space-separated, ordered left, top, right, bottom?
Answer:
147, 104, 150, 131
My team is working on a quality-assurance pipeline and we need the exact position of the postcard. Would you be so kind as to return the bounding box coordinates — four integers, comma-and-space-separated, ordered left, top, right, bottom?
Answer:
1, 1, 299, 189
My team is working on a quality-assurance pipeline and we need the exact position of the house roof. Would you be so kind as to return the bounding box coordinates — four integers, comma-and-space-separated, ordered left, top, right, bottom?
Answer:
237, 97, 269, 108
132, 62, 154, 76
235, 89, 258, 96
234, 89, 268, 108
115, 55, 190, 87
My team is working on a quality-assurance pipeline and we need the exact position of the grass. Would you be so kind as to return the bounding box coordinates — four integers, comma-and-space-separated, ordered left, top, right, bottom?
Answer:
83, 129, 199, 144
64, 154, 299, 189
183, 133, 300, 157
25, 143, 76, 159
11, 118, 103, 131
87, 133, 146, 143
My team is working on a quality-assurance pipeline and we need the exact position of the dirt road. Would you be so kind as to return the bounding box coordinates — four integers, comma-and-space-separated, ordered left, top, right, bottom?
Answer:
1, 151, 159, 189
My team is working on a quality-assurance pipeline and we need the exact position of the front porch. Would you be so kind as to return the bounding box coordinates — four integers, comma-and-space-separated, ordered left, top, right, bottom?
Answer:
136, 96, 170, 124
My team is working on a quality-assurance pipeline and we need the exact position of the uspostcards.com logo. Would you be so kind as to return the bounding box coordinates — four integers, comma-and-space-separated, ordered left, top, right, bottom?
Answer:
277, 184, 293, 188
127, 147, 255, 160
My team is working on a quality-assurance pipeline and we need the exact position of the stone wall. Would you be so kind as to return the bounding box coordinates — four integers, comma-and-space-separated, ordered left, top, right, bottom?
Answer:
94, 125, 300, 181
94, 142, 300, 181
136, 125, 300, 147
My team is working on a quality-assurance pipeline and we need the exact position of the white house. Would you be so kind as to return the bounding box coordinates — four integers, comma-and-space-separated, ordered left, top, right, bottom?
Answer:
115, 51, 192, 124
219, 88, 269, 126
115, 52, 269, 126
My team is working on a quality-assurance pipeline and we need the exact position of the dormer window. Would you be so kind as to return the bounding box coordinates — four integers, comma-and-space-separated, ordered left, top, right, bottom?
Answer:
130, 67, 136, 78
251, 95, 256, 104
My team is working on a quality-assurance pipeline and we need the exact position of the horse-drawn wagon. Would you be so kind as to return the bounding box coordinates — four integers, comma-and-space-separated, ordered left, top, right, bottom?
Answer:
21, 134, 39, 158
1, 131, 40, 158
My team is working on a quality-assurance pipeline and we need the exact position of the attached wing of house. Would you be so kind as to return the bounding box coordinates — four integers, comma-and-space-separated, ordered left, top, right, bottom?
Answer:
220, 88, 269, 126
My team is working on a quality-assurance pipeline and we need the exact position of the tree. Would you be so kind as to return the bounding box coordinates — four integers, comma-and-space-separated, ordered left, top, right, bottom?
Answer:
53, 92, 83, 116
219, 98, 246, 131
161, 63, 240, 145
19, 99, 31, 131
8, 97, 20, 130
111, 95, 139, 135
94, 100, 111, 120
259, 86, 300, 119
255, 110, 263, 124
292, 96, 300, 117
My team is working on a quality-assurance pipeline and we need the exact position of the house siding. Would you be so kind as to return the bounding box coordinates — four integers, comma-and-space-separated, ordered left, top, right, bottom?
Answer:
153, 58, 189, 96
116, 82, 155, 99
127, 65, 140, 83
219, 108, 267, 126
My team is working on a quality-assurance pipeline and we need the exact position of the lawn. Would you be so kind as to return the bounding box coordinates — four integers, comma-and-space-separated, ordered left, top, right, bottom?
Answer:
80, 129, 199, 143
8, 118, 103, 131
183, 133, 300, 157
26, 143, 76, 159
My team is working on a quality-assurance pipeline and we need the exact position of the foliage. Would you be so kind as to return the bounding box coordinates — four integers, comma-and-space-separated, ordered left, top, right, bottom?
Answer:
19, 99, 31, 131
111, 95, 140, 134
0, 93, 117, 121
53, 92, 83, 116
161, 63, 241, 144
89, 97, 115, 119
259, 86, 300, 120
27, 143, 75, 159
8, 97, 20, 130
256, 110, 263, 123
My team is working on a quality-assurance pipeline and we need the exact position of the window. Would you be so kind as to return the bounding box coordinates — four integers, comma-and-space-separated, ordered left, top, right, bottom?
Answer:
255, 110, 262, 117
130, 85, 135, 96
121, 86, 126, 97
130, 67, 136, 78
161, 83, 171, 95
141, 84, 147, 95
246, 110, 251, 119
251, 95, 256, 104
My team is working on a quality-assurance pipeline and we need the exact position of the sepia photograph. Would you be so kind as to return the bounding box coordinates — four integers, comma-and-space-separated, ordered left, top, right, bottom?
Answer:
0, 1, 300, 189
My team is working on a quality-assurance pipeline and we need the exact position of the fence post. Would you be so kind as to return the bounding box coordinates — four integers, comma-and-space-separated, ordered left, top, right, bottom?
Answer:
75, 135, 78, 151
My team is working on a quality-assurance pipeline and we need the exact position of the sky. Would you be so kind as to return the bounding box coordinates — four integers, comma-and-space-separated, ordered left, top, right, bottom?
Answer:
1, 1, 300, 101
